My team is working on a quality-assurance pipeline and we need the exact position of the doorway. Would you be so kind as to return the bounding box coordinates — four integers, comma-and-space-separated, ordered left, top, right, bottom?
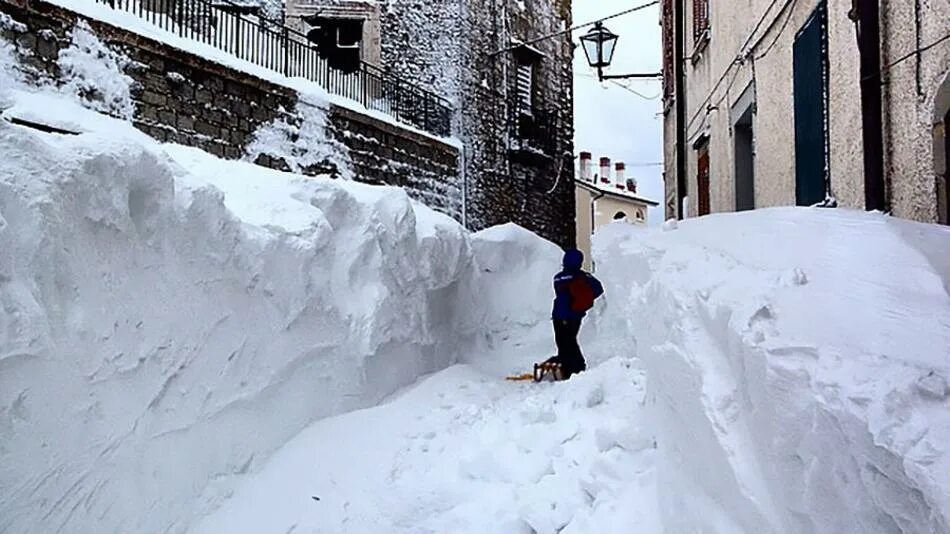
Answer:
793, 1, 830, 206
935, 72, 950, 225
734, 106, 755, 211
697, 139, 711, 216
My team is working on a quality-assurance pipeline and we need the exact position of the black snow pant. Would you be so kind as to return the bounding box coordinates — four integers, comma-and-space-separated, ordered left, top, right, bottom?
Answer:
551, 319, 585, 379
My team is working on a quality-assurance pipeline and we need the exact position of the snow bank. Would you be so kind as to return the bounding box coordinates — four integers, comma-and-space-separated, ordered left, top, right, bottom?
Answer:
0, 65, 476, 534
0, 122, 473, 533
58, 20, 136, 119
244, 92, 352, 178
189, 358, 659, 534
0, 23, 562, 530
593, 209, 950, 533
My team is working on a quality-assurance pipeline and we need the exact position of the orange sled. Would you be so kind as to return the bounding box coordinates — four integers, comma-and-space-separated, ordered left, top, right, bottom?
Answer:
505, 361, 564, 382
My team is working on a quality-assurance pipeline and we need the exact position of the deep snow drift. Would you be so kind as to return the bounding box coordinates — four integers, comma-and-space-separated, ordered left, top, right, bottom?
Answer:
4, 9, 950, 534
0, 111, 476, 532
594, 209, 950, 533
0, 27, 487, 532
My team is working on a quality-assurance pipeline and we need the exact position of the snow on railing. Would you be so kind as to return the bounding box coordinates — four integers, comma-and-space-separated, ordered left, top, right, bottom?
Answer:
94, 0, 452, 136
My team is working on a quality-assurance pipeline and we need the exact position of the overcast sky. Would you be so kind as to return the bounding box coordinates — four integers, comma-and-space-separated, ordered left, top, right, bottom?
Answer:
572, 0, 664, 225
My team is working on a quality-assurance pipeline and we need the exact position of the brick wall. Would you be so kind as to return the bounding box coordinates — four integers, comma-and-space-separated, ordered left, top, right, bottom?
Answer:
0, 0, 461, 222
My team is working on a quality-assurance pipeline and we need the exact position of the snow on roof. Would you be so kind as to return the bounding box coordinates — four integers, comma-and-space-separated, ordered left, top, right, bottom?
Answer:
575, 178, 659, 206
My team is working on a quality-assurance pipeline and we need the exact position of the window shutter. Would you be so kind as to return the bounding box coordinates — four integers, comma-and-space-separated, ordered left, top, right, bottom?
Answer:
517, 63, 533, 116
693, 0, 709, 43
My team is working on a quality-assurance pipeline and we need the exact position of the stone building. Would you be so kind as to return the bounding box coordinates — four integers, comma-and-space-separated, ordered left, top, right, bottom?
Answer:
661, 0, 950, 225
285, 0, 578, 246
574, 152, 658, 271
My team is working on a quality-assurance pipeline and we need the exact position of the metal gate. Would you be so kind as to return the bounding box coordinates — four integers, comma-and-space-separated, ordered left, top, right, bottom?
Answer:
792, 1, 830, 206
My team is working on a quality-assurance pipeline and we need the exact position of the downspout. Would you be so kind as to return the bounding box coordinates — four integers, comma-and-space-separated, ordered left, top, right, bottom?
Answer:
458, 0, 467, 228
853, 0, 886, 212
590, 188, 605, 272
674, 0, 687, 219
914, 0, 922, 97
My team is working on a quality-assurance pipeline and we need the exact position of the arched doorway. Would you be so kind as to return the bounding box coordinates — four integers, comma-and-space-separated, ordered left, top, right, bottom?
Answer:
935, 71, 950, 225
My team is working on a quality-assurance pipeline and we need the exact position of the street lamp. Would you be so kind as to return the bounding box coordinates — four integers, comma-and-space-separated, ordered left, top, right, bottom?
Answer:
579, 22, 661, 82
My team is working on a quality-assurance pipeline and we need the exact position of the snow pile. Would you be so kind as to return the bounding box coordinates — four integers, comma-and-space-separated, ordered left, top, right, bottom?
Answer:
190, 358, 659, 534
0, 13, 25, 109
58, 20, 135, 119
0, 51, 476, 534
593, 209, 950, 533
245, 92, 352, 178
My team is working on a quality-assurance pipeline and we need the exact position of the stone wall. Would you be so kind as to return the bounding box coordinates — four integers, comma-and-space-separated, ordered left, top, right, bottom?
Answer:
377, 0, 576, 248
0, 0, 461, 222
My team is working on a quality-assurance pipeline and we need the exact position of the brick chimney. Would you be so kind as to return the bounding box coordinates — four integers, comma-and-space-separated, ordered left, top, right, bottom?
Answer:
627, 177, 638, 193
599, 157, 611, 184
579, 152, 592, 182
615, 162, 626, 190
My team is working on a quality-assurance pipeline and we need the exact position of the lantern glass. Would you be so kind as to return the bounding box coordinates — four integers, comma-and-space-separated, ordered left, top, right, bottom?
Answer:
579, 23, 619, 69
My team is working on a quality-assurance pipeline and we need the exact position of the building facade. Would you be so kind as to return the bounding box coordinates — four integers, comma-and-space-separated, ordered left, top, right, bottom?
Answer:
575, 153, 659, 271
661, 0, 950, 225
286, 0, 578, 247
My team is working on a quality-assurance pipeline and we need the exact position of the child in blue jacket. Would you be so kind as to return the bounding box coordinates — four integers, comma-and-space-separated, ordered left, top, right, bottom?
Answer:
543, 248, 604, 380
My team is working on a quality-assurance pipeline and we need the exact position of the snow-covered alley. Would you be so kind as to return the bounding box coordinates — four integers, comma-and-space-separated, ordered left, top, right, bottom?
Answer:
3, 13, 950, 534
191, 356, 659, 534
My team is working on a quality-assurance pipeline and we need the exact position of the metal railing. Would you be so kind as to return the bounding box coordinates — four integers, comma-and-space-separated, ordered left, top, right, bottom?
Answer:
510, 106, 558, 156
96, 0, 453, 136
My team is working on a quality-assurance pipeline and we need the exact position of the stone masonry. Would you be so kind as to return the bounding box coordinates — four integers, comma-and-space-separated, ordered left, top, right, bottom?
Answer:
0, 0, 462, 222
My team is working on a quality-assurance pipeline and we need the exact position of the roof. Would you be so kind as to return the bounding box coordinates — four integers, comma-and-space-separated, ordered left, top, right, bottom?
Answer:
575, 179, 660, 206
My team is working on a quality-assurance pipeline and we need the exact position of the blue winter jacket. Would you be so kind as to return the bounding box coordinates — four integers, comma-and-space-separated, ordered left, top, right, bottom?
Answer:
552, 249, 604, 321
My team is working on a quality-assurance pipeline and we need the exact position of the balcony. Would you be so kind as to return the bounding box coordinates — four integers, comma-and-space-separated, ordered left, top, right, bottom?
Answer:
509, 107, 558, 163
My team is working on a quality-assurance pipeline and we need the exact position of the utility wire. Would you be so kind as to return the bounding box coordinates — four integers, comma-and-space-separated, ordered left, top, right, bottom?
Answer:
862, 32, 950, 82
576, 72, 662, 100
754, 0, 798, 61
683, 0, 787, 137
609, 80, 662, 100
489, 0, 660, 56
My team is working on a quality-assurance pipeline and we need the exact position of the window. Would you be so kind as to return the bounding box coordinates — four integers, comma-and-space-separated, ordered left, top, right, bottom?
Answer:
613, 211, 627, 221
693, 0, 710, 44
517, 62, 534, 116
636, 210, 644, 220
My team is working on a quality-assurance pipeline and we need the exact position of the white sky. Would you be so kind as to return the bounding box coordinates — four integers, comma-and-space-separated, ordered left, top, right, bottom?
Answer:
572, 0, 664, 225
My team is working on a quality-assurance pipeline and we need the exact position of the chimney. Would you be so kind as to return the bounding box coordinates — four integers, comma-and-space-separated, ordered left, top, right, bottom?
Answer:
626, 177, 638, 193
579, 152, 592, 182
599, 157, 611, 184
615, 162, 626, 189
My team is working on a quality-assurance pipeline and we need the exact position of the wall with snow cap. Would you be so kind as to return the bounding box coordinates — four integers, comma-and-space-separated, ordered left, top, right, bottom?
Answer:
592, 208, 950, 534
0, 0, 463, 222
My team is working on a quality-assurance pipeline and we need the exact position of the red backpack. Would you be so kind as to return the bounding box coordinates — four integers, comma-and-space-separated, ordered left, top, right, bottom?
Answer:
568, 276, 595, 313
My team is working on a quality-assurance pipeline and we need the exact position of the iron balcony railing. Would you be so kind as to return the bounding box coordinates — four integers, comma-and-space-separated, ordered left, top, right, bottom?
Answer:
510, 106, 558, 157
96, 0, 453, 136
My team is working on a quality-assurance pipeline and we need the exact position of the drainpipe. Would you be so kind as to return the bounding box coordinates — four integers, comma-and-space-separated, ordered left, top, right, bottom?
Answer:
853, 0, 886, 212
675, 0, 687, 219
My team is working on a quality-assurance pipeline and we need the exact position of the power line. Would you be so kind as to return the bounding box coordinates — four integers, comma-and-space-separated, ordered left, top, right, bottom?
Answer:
609, 80, 662, 100
754, 0, 798, 61
862, 32, 950, 82
683, 0, 789, 137
575, 72, 662, 100
489, 0, 660, 56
